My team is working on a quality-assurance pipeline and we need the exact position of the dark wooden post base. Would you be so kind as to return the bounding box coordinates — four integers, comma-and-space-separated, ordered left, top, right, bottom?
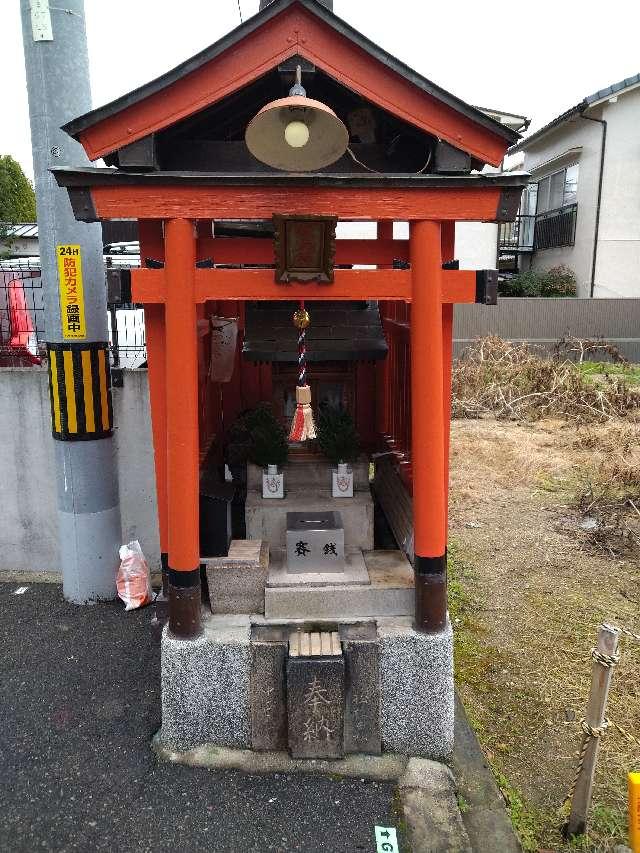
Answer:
160, 552, 169, 598
168, 568, 202, 639
414, 553, 447, 633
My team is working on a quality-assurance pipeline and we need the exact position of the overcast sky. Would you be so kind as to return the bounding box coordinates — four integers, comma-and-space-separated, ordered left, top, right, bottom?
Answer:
1, 0, 639, 180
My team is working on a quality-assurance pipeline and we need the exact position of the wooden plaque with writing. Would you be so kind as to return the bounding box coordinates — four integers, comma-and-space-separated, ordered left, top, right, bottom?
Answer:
273, 214, 337, 284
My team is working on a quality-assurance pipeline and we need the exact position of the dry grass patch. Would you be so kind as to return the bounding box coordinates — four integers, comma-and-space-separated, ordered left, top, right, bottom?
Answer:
449, 418, 640, 852
452, 336, 640, 423
566, 423, 640, 558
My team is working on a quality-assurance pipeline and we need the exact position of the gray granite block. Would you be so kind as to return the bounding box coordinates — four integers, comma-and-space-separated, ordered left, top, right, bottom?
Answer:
286, 656, 345, 759
378, 617, 454, 759
250, 641, 287, 751
159, 617, 251, 751
205, 540, 269, 615
344, 640, 381, 755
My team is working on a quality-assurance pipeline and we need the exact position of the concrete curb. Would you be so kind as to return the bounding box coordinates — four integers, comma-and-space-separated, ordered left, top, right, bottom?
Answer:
451, 693, 522, 853
0, 570, 63, 583
152, 693, 522, 853
152, 740, 476, 852
398, 758, 472, 852
152, 735, 408, 781
0, 570, 164, 588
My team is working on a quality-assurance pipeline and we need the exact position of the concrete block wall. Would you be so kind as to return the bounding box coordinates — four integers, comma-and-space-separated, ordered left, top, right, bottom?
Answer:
0, 367, 160, 574
0, 368, 59, 571
453, 297, 640, 362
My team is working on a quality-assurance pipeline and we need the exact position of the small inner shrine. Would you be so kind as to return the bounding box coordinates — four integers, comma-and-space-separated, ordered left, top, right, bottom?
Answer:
55, 0, 526, 760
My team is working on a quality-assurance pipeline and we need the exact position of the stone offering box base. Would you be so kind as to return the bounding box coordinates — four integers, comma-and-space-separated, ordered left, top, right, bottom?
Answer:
183, 541, 453, 760
158, 614, 454, 761
205, 540, 416, 621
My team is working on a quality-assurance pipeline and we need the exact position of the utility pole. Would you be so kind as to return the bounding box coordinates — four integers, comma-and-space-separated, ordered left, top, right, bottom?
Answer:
20, 0, 121, 602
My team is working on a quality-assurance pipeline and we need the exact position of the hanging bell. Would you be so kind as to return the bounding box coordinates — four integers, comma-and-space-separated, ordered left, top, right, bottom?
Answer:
245, 65, 349, 172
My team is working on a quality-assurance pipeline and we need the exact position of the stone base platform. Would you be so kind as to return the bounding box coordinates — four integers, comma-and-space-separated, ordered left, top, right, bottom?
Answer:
265, 549, 414, 619
158, 613, 454, 761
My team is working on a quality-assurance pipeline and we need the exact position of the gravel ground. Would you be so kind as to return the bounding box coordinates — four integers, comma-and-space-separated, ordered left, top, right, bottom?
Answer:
0, 583, 401, 853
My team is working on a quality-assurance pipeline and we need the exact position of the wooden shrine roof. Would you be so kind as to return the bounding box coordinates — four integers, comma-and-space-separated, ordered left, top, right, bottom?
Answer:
243, 301, 388, 362
60, 0, 519, 168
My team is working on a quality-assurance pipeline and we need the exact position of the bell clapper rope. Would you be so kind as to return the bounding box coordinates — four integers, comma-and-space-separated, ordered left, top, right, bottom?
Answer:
289, 301, 316, 442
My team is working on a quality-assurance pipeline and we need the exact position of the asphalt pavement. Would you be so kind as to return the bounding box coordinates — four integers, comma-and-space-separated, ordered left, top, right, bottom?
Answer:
0, 582, 402, 853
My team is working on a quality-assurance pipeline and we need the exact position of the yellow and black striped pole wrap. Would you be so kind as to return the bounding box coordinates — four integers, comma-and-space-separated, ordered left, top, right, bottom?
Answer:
47, 342, 113, 441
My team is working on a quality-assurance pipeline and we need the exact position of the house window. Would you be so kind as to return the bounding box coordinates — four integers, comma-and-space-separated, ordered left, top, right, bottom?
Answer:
536, 164, 579, 213
563, 164, 579, 205
533, 164, 579, 250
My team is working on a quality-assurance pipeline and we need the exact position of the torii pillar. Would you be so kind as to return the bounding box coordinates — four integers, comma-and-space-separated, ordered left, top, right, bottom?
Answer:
411, 219, 447, 632
164, 218, 202, 639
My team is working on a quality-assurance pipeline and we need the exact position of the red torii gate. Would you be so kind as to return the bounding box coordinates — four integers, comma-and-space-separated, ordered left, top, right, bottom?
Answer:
54, 0, 526, 641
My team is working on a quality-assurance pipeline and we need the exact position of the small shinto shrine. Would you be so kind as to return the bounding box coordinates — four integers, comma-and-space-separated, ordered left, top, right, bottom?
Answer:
55, 0, 526, 758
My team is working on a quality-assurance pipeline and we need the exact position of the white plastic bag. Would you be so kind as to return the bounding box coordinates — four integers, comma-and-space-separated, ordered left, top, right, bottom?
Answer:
116, 540, 152, 610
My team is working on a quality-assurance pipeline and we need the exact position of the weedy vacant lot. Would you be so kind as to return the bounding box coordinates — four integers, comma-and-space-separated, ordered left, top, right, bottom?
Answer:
448, 341, 640, 852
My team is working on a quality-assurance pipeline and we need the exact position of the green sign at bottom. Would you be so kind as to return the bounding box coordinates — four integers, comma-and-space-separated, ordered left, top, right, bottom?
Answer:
375, 825, 399, 853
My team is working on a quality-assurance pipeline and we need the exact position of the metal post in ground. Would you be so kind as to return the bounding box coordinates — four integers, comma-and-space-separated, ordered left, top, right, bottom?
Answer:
20, 0, 121, 602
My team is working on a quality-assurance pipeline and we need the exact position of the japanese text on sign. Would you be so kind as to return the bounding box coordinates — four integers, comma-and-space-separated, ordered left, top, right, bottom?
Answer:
57, 244, 86, 339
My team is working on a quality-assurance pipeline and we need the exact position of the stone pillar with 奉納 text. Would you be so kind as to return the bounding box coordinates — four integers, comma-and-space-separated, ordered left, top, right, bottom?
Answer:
287, 631, 344, 759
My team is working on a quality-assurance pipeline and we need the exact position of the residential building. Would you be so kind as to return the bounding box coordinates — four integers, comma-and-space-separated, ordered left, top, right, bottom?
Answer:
502, 74, 640, 297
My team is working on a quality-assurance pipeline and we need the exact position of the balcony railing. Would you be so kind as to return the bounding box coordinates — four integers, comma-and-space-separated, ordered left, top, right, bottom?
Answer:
499, 215, 535, 252
534, 203, 578, 250
499, 203, 578, 254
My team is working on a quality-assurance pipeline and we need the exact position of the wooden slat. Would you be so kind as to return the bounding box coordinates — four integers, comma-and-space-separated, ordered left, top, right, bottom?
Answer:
310, 632, 322, 656
374, 459, 415, 562
300, 632, 311, 657
289, 631, 300, 657
330, 631, 341, 656
320, 632, 332, 656
288, 630, 342, 657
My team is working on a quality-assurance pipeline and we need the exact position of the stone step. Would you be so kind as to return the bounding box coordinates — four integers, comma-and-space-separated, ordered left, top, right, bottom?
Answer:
265, 549, 414, 619
267, 549, 370, 587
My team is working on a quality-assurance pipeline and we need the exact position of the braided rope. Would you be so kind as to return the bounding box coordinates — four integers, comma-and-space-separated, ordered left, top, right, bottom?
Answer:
293, 301, 309, 388
618, 624, 640, 643
298, 324, 306, 387
590, 647, 620, 668
564, 718, 611, 804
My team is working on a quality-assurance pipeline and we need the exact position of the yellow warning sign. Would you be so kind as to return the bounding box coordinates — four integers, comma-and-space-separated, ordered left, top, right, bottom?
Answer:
57, 244, 86, 339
